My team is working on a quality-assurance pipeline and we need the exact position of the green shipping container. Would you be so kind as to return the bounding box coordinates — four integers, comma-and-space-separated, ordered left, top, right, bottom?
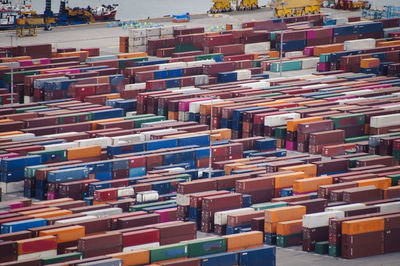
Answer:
328, 244, 341, 257
276, 233, 302, 247
251, 201, 287, 211
157, 107, 167, 116
255, 92, 283, 98
133, 116, 165, 128
253, 60, 262, 67
124, 114, 155, 120
319, 53, 331, 63
28, 150, 68, 163
270, 61, 302, 72
183, 237, 227, 257
15, 105, 49, 114
330, 113, 365, 128
349, 154, 379, 168
195, 53, 223, 61
175, 43, 196, 53
42, 252, 83, 265
387, 174, 400, 186
281, 106, 307, 112
393, 150, 400, 161
24, 165, 47, 179
275, 127, 287, 139
150, 243, 188, 262
315, 241, 329, 254
312, 93, 344, 100
129, 200, 176, 212
345, 135, 369, 143
3, 70, 40, 84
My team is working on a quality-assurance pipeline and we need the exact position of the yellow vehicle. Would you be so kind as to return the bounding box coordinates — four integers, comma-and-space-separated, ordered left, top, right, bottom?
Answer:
272, 0, 322, 17
210, 0, 258, 13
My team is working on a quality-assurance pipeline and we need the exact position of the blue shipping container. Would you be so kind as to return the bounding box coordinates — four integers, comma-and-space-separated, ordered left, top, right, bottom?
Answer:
47, 167, 89, 183
1, 155, 42, 171
238, 246, 276, 266
201, 252, 239, 266
1, 218, 47, 234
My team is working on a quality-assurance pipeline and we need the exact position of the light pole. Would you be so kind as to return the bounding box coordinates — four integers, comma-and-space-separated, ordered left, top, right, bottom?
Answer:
208, 98, 213, 179
279, 1, 285, 77
10, 35, 14, 104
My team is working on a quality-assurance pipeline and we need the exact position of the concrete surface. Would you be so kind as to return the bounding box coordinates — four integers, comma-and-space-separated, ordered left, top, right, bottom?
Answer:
2, 6, 399, 266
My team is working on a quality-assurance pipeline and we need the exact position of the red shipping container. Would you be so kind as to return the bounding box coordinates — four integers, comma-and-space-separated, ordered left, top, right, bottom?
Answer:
94, 188, 118, 202
122, 228, 160, 247
146, 80, 166, 91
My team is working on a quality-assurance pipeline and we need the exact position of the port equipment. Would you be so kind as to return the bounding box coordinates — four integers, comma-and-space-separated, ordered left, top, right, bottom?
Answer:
272, 0, 322, 17
210, 0, 259, 13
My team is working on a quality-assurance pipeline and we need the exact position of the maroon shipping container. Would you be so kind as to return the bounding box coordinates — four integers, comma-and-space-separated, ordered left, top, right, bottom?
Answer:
227, 211, 264, 227
235, 176, 274, 193
356, 156, 394, 167
0, 231, 32, 242
177, 179, 217, 194
123, 228, 160, 247
317, 182, 358, 199
287, 198, 327, 214
342, 185, 383, 203
342, 231, 384, 259
117, 213, 161, 229
155, 221, 196, 245
302, 226, 329, 252
202, 193, 242, 211
251, 217, 265, 232
313, 158, 349, 176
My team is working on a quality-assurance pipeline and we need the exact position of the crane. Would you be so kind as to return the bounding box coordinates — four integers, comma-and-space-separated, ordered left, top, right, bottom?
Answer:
210, 0, 259, 13
271, 0, 322, 17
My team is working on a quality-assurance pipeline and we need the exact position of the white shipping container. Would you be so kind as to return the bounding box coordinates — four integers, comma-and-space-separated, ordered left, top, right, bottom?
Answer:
136, 190, 159, 203
325, 203, 366, 212
75, 137, 112, 149
112, 134, 144, 145
129, 28, 146, 38
189, 99, 224, 114
344, 38, 376, 51
234, 69, 252, 80
42, 132, 78, 138
187, 60, 215, 67
0, 133, 35, 141
141, 120, 177, 128
381, 104, 400, 110
44, 142, 78, 151
285, 51, 303, 57
305, 76, 337, 82
0, 181, 24, 193
214, 208, 254, 225
375, 202, 400, 213
303, 211, 345, 228
125, 83, 146, 90
264, 113, 301, 127
161, 26, 174, 36
173, 25, 187, 30
82, 207, 123, 218
118, 187, 135, 198
176, 193, 191, 206
123, 242, 160, 251
244, 42, 270, 54
146, 27, 161, 37
338, 98, 366, 105
158, 62, 187, 70
344, 89, 373, 96
194, 75, 209, 86
129, 37, 145, 46
301, 58, 319, 69
370, 113, 400, 128
240, 81, 270, 89
55, 215, 98, 224
18, 250, 57, 261
165, 167, 186, 174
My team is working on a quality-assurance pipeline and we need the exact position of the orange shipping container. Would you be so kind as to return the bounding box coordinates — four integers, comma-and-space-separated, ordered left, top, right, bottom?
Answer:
19, 207, 60, 216
17, 236, 57, 255
67, 145, 101, 160
223, 231, 263, 251
274, 172, 308, 189
31, 210, 73, 219
265, 206, 306, 223
0, 119, 15, 123
32, 198, 73, 206
279, 164, 317, 178
360, 58, 380, 69
292, 176, 333, 193
356, 177, 391, 190
0, 131, 24, 137
376, 40, 400, 47
287, 117, 323, 132
313, 44, 344, 56
276, 219, 303, 236
91, 118, 124, 130
117, 52, 147, 59
264, 222, 277, 233
342, 217, 384, 235
109, 250, 150, 265
39, 225, 85, 243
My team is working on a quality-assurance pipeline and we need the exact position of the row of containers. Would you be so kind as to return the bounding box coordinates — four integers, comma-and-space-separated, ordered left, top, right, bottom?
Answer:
0, 196, 275, 265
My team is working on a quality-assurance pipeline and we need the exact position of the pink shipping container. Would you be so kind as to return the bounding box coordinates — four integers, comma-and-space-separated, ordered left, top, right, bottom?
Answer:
0, 153, 20, 161
304, 47, 314, 56
317, 62, 330, 72
9, 202, 24, 210
178, 98, 212, 112
154, 208, 178, 222
18, 60, 33, 67
286, 141, 296, 151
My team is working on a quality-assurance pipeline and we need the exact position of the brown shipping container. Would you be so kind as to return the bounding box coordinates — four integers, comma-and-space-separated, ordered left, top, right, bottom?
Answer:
78, 232, 122, 251
342, 185, 383, 203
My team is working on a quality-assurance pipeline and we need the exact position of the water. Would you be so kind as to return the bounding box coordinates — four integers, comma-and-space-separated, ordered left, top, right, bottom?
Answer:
30, 0, 212, 21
